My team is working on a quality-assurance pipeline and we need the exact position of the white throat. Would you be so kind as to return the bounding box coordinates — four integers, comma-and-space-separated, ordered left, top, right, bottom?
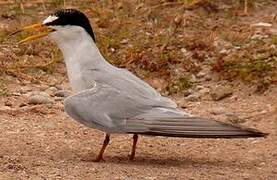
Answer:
48, 26, 112, 92
48, 26, 97, 60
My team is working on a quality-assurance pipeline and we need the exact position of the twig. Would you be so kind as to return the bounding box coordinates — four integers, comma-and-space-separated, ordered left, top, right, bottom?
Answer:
244, 0, 248, 15
150, 0, 207, 10
0, 58, 57, 71
20, 1, 25, 14
41, 0, 47, 12
151, 2, 184, 10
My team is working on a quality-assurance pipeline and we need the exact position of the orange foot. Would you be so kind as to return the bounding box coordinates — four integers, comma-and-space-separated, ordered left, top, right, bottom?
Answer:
129, 153, 136, 161
93, 155, 105, 162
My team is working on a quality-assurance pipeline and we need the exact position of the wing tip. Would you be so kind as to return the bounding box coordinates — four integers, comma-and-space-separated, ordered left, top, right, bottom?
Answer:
127, 116, 269, 138
230, 123, 269, 138
244, 128, 269, 138
131, 127, 269, 139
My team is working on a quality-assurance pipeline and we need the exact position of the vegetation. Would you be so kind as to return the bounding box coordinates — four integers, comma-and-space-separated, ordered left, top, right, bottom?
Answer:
0, 0, 276, 94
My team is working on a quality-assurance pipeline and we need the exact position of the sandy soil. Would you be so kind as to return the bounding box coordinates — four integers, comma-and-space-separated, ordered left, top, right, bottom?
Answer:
0, 79, 276, 180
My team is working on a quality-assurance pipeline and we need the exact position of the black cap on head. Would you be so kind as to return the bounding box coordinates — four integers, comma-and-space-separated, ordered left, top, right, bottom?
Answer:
45, 9, 96, 42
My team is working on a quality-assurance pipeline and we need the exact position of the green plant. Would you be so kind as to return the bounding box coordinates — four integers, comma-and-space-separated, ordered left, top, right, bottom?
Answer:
166, 76, 193, 95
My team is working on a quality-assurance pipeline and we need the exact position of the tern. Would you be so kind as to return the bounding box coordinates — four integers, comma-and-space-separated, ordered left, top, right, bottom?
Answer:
13, 9, 267, 162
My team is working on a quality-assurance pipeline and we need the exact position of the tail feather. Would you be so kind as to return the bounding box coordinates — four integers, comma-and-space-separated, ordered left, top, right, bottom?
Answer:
126, 116, 268, 138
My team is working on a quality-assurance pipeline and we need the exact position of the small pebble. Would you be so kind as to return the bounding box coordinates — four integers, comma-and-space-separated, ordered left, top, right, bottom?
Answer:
226, 113, 246, 124
45, 86, 58, 96
48, 86, 58, 92
185, 94, 200, 102
4, 101, 12, 107
28, 91, 53, 105
19, 86, 32, 94
54, 85, 63, 90
196, 85, 204, 91
184, 89, 192, 97
190, 74, 197, 83
19, 103, 27, 107
54, 90, 71, 97
211, 85, 233, 101
210, 107, 226, 115
54, 97, 65, 101
0, 106, 11, 111
199, 87, 210, 95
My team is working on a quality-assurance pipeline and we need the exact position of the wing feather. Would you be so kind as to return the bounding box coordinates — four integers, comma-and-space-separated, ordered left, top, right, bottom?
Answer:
64, 82, 267, 138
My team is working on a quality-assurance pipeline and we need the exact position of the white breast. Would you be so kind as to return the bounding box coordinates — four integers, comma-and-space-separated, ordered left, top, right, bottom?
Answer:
65, 57, 88, 92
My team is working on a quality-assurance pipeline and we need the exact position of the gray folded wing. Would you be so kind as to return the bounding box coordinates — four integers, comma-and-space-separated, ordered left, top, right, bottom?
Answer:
64, 82, 172, 133
64, 82, 267, 138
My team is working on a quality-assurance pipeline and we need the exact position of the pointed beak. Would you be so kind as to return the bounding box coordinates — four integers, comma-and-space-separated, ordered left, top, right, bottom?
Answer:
9, 23, 55, 44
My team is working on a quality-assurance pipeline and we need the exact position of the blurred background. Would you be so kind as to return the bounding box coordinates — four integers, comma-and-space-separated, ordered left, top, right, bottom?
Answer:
0, 1, 277, 179
0, 0, 276, 95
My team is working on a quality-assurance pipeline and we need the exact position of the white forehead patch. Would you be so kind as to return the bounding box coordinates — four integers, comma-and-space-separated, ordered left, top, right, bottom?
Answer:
43, 15, 58, 24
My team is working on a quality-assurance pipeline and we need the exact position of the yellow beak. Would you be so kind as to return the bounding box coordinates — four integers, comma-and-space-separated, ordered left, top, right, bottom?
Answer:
10, 23, 55, 44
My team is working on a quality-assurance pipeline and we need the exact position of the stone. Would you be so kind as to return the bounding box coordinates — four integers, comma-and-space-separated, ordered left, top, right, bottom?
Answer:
0, 106, 11, 111
196, 71, 206, 78
48, 86, 58, 92
219, 49, 228, 54
28, 91, 53, 105
198, 87, 210, 96
209, 107, 226, 115
54, 85, 63, 90
176, 98, 187, 108
38, 84, 49, 91
226, 113, 246, 124
196, 85, 204, 91
150, 78, 166, 91
19, 102, 27, 107
4, 101, 12, 107
251, 34, 266, 40
211, 85, 233, 101
54, 97, 64, 101
120, 39, 128, 44
185, 94, 200, 102
204, 75, 212, 81
54, 90, 71, 98
250, 22, 272, 28
181, 48, 187, 54
19, 86, 32, 94
183, 89, 192, 97
11, 92, 21, 96
190, 74, 197, 83
45, 86, 58, 96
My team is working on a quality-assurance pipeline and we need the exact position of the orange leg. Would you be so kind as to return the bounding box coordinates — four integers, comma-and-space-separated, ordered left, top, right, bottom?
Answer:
130, 134, 138, 161
93, 134, 110, 162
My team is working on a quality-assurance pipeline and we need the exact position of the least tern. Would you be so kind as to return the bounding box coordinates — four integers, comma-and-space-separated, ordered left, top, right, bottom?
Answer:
13, 9, 267, 162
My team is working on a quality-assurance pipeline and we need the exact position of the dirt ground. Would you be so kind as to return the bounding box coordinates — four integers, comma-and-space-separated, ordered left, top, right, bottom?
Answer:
0, 0, 277, 179
1, 81, 277, 179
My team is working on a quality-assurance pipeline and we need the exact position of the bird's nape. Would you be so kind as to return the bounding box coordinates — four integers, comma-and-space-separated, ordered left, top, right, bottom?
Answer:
44, 9, 96, 42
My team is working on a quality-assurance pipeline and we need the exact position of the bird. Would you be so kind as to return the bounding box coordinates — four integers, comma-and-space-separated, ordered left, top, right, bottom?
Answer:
11, 9, 267, 162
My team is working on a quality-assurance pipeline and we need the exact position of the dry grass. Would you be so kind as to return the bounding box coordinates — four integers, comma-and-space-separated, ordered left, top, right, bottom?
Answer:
0, 0, 276, 94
